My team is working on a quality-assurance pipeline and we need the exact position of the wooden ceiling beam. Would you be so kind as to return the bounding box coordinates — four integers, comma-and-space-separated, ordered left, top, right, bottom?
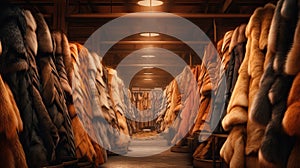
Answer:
101, 40, 210, 45
68, 13, 251, 19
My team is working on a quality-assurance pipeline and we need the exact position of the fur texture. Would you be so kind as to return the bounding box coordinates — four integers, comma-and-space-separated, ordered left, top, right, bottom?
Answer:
284, 2, 300, 75
246, 4, 275, 155
220, 126, 246, 168
0, 56, 27, 168
34, 13, 53, 54
35, 14, 77, 165
221, 4, 276, 165
257, 0, 297, 165
250, 61, 275, 126
281, 0, 298, 20
283, 72, 300, 137
237, 24, 247, 44
229, 27, 239, 54
23, 10, 37, 56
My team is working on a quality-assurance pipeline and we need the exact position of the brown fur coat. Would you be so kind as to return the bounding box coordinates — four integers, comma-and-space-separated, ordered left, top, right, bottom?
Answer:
0, 52, 27, 168
221, 4, 275, 167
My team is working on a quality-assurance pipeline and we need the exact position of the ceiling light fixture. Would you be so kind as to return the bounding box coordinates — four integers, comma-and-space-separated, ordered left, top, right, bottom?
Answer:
143, 67, 154, 69
140, 32, 160, 37
144, 79, 153, 81
141, 55, 156, 58
137, 0, 164, 7
144, 72, 154, 75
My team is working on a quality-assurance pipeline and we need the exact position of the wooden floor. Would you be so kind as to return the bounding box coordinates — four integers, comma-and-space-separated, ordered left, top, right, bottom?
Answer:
100, 134, 215, 168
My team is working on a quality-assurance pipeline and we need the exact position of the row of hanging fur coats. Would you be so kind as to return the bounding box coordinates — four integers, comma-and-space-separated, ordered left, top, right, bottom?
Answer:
0, 7, 77, 167
220, 0, 300, 167
0, 6, 132, 167
193, 25, 247, 161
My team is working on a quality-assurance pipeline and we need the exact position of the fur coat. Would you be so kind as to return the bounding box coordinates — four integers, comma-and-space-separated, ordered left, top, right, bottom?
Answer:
220, 4, 275, 167
0, 8, 59, 167
213, 24, 247, 133
69, 43, 107, 166
0, 42, 27, 168
282, 1, 300, 167
34, 14, 77, 166
248, 0, 298, 167
283, 73, 300, 168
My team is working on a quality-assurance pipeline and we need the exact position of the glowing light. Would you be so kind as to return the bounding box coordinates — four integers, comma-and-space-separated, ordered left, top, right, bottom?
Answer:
141, 55, 156, 58
137, 0, 164, 7
140, 33, 160, 37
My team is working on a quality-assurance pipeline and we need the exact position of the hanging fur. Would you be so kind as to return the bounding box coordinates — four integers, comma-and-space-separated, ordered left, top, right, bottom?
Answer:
258, 0, 298, 166
221, 4, 275, 167
283, 70, 300, 168
34, 13, 77, 166
0, 64, 28, 168
0, 7, 59, 167
284, 0, 300, 75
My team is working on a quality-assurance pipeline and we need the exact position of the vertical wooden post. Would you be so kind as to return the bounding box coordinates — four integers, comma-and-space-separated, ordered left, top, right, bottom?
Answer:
213, 19, 217, 44
54, 0, 67, 33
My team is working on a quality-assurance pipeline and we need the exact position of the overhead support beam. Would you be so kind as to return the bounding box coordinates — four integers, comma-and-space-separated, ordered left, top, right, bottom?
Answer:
222, 0, 233, 13
68, 13, 251, 19
101, 40, 210, 45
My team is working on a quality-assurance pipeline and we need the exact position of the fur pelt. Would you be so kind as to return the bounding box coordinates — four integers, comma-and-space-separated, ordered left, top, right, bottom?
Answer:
0, 74, 28, 168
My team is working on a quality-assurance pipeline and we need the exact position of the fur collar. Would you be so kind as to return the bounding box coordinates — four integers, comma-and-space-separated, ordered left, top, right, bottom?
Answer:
53, 32, 70, 61
237, 24, 247, 44
259, 4, 275, 51
34, 13, 53, 54
229, 24, 247, 53
221, 30, 233, 54
229, 27, 239, 53
0, 7, 26, 57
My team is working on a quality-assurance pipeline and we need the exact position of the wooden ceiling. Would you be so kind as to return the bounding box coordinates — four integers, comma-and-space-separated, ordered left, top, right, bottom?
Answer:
11, 0, 277, 89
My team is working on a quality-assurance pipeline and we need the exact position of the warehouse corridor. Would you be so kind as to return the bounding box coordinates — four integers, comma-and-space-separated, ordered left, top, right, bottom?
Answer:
1, 0, 299, 168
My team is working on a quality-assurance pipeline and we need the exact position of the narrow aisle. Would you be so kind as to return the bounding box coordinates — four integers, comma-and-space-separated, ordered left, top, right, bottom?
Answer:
102, 150, 193, 168
101, 134, 193, 168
